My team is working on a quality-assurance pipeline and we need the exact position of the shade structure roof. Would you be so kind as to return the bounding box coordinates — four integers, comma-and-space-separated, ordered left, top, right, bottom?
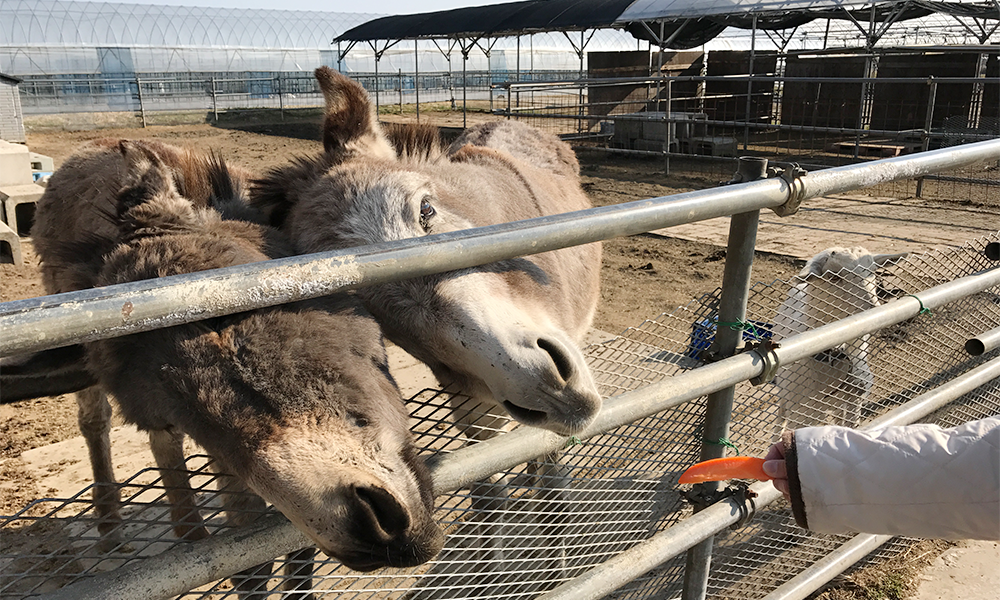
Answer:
335, 0, 999, 46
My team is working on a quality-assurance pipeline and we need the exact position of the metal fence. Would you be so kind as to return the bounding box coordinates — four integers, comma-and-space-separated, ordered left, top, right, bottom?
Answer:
497, 74, 1000, 205
1, 140, 999, 600
15, 70, 580, 123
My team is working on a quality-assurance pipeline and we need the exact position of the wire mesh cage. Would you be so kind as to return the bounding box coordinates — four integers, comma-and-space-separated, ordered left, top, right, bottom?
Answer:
2, 233, 998, 599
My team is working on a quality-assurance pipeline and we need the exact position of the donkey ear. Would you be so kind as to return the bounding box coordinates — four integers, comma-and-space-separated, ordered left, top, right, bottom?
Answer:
315, 67, 395, 160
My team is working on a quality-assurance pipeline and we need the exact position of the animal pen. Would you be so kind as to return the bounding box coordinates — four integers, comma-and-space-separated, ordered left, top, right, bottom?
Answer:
1, 139, 999, 599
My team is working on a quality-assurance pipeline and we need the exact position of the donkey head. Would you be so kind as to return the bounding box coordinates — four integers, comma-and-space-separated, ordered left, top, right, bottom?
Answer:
253, 68, 601, 436
98, 142, 443, 570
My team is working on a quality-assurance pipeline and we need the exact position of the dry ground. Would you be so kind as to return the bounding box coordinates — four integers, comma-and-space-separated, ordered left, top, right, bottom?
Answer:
2, 114, 996, 597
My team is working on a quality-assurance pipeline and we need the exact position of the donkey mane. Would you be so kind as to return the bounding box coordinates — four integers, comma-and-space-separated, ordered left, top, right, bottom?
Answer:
252, 154, 336, 229
382, 122, 446, 163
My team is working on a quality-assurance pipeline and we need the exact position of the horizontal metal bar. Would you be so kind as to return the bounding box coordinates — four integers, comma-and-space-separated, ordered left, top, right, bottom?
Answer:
35, 514, 311, 600
505, 108, 993, 142
505, 74, 1000, 91
757, 534, 894, 600
966, 325, 1000, 357
537, 483, 785, 600
42, 267, 1000, 600
4, 138, 998, 358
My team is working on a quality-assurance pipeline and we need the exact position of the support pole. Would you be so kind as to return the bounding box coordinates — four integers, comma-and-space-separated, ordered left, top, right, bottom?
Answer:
664, 78, 672, 175
916, 78, 937, 197
744, 14, 757, 151
579, 29, 585, 134
855, 7, 879, 159
681, 206, 761, 600
516, 35, 521, 83
374, 45, 381, 120
462, 42, 468, 128
449, 44, 455, 110
136, 76, 146, 128
487, 40, 493, 114
211, 77, 218, 121
276, 75, 284, 121
515, 35, 521, 110
415, 39, 420, 123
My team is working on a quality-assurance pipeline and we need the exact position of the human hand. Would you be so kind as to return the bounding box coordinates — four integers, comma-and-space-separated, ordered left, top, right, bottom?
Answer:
763, 441, 790, 501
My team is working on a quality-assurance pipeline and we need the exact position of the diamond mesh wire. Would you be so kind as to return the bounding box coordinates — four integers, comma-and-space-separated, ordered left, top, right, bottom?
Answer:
2, 233, 998, 600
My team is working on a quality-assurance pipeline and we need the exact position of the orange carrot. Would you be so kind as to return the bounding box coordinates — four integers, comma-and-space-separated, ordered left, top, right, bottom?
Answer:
678, 456, 770, 484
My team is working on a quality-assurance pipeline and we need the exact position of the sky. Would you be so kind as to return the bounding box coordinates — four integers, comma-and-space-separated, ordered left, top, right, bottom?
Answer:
101, 0, 486, 15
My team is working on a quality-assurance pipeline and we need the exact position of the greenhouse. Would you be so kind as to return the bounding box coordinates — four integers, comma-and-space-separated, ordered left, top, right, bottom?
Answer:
4, 0, 996, 77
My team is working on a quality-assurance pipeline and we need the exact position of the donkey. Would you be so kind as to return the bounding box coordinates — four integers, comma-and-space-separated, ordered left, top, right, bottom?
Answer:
773, 247, 906, 431
252, 67, 603, 442
29, 140, 444, 592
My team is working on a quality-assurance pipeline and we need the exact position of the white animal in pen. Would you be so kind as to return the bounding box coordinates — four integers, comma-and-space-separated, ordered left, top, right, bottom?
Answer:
773, 247, 906, 430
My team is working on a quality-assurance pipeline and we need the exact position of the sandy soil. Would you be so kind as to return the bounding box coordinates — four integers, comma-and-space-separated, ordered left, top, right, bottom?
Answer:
1, 116, 995, 596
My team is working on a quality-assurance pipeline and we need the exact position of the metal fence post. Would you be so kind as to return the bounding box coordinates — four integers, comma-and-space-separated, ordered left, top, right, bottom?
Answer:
398, 69, 403, 114
916, 78, 937, 198
374, 55, 380, 121
276, 76, 284, 121
681, 161, 765, 600
743, 15, 758, 151
211, 77, 218, 121
664, 78, 672, 176
135, 76, 146, 128
415, 40, 420, 123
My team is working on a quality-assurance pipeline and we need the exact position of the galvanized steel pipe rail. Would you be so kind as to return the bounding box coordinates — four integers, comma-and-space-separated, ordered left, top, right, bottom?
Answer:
36, 265, 1000, 600
3, 138, 999, 357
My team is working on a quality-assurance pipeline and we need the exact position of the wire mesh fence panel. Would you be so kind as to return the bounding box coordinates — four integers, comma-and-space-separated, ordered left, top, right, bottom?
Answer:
1, 233, 998, 599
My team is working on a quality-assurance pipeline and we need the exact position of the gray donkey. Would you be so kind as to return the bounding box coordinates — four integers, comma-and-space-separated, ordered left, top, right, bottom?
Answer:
28, 140, 444, 595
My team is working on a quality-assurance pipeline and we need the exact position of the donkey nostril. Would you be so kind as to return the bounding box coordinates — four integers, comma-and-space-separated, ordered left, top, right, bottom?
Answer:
354, 486, 410, 538
537, 337, 574, 383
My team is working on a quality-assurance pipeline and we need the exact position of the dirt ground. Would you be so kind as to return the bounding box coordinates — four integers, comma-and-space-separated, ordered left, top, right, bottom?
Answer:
1, 115, 996, 596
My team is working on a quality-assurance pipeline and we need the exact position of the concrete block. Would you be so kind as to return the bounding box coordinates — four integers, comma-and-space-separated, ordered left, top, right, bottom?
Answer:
29, 152, 54, 173
0, 220, 22, 265
0, 182, 44, 236
686, 136, 738, 157
0, 140, 33, 186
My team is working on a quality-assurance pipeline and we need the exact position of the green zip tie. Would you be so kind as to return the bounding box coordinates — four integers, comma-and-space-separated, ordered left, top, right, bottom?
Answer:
565, 436, 583, 447
701, 436, 740, 456
905, 294, 932, 316
717, 320, 762, 340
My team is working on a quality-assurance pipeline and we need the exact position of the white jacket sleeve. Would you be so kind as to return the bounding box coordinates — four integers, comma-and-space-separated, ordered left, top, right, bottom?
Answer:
786, 417, 1000, 540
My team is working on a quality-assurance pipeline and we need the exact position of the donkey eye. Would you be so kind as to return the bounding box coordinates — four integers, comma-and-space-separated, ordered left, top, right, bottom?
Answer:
419, 197, 436, 230
347, 411, 371, 428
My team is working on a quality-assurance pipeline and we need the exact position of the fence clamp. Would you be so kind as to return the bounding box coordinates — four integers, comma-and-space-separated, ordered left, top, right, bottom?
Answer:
771, 164, 808, 217
681, 482, 758, 530
747, 339, 781, 386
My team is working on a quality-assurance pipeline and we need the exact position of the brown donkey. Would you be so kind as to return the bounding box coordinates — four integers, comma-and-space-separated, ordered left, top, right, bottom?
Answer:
253, 67, 603, 442
29, 141, 444, 593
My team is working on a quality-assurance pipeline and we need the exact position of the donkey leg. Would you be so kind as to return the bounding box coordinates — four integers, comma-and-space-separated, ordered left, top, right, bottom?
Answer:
148, 429, 209, 541
281, 547, 317, 600
215, 470, 274, 599
76, 386, 123, 548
